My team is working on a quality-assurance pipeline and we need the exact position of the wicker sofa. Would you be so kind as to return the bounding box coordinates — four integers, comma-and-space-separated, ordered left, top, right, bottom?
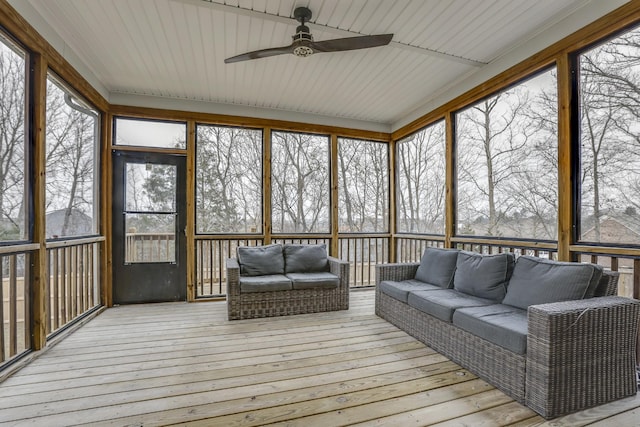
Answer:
375, 247, 640, 419
226, 243, 349, 320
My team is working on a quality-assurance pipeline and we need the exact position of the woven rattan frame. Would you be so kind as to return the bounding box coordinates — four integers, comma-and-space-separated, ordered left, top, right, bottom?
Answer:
226, 256, 349, 320
374, 263, 639, 419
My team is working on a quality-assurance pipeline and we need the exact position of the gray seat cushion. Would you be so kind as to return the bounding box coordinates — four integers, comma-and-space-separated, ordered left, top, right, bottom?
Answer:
287, 272, 339, 290
237, 244, 284, 276
407, 289, 496, 322
453, 304, 528, 354
453, 251, 515, 301
284, 244, 329, 273
239, 274, 292, 293
378, 279, 441, 303
414, 247, 459, 288
502, 256, 604, 310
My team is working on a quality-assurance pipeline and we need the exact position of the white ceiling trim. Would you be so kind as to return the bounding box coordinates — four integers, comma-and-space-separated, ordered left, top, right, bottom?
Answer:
110, 92, 392, 134
171, 0, 486, 67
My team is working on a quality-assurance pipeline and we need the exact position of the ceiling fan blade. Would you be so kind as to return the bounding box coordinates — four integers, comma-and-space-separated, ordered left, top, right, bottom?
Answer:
224, 44, 295, 63
309, 34, 393, 53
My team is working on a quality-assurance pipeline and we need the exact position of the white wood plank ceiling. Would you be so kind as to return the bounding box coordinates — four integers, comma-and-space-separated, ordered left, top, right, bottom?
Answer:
17, 0, 630, 130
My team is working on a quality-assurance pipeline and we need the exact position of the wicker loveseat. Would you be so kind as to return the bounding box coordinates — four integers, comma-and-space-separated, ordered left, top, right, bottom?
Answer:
226, 243, 349, 320
375, 247, 640, 419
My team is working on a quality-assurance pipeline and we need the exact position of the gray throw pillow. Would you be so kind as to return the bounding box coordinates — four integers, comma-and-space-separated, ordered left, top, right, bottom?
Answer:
283, 244, 329, 273
502, 256, 603, 310
414, 247, 459, 288
237, 244, 284, 276
453, 251, 515, 301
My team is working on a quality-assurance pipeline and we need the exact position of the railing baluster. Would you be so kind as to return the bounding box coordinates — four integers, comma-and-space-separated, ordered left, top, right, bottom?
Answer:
72, 245, 78, 318
45, 250, 51, 335
77, 245, 83, 314
88, 244, 94, 307
61, 248, 67, 324
9, 255, 17, 357
0, 257, 5, 362
359, 238, 364, 287
610, 257, 618, 272
53, 248, 59, 331
634, 259, 640, 300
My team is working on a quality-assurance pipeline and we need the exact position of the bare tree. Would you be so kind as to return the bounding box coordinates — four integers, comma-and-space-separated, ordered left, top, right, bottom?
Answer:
509, 72, 559, 239
45, 79, 97, 237
271, 132, 329, 233
396, 122, 446, 234
457, 91, 533, 236
338, 138, 388, 232
196, 125, 262, 233
456, 70, 558, 241
0, 44, 26, 240
579, 39, 638, 241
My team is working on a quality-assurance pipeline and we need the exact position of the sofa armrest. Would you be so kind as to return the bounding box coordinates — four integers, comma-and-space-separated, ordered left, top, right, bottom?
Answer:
375, 262, 420, 285
226, 258, 241, 298
526, 296, 640, 418
328, 256, 350, 291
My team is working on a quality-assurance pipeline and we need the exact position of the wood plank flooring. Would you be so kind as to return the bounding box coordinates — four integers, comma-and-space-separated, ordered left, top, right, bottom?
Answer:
0, 289, 638, 426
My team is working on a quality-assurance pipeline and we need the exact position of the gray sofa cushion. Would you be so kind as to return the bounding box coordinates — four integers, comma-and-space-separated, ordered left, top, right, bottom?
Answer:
453, 304, 528, 354
237, 244, 284, 276
239, 274, 291, 293
414, 247, 459, 288
284, 244, 329, 273
379, 279, 442, 303
502, 256, 604, 310
408, 289, 496, 322
287, 272, 339, 290
453, 251, 515, 301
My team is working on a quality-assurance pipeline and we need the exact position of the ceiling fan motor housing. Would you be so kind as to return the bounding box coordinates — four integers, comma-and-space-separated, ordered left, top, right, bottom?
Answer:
292, 25, 314, 57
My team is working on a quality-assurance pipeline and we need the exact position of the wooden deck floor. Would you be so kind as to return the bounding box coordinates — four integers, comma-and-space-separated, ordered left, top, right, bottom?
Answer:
0, 289, 638, 426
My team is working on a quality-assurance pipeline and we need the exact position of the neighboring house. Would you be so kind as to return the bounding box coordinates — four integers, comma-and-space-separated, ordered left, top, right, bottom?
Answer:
46, 208, 92, 238
581, 213, 640, 244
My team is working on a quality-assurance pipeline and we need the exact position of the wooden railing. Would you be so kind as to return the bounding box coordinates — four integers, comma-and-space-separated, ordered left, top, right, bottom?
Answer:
194, 234, 392, 297
46, 238, 102, 335
452, 237, 558, 261
0, 245, 34, 366
190, 234, 640, 301
195, 237, 263, 297
571, 247, 640, 300
396, 235, 445, 262
340, 235, 390, 287
125, 232, 175, 263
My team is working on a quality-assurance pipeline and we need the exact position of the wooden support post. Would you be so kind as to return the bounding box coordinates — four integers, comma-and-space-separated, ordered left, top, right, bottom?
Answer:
445, 112, 455, 249
101, 113, 113, 307
388, 139, 396, 263
186, 121, 196, 301
330, 134, 339, 258
31, 53, 47, 350
263, 128, 272, 245
557, 54, 573, 262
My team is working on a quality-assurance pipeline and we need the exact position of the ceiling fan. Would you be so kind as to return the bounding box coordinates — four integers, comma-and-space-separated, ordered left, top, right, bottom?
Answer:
224, 7, 393, 64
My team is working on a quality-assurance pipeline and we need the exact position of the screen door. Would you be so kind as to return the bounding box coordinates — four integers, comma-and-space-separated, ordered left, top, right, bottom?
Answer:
112, 151, 186, 303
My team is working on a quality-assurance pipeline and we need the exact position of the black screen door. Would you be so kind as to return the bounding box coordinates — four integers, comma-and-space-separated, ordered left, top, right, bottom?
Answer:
112, 151, 186, 303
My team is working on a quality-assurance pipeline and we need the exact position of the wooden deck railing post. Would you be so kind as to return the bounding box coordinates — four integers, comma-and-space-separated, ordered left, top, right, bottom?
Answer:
557, 53, 574, 262
263, 128, 272, 246
31, 53, 47, 351
186, 120, 196, 302
445, 112, 455, 249
388, 139, 397, 263
330, 134, 339, 258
